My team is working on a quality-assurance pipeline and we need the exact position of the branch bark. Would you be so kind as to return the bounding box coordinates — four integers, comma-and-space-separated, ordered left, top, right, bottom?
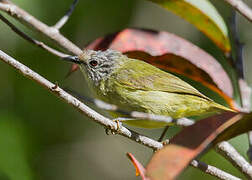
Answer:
0, 49, 240, 180
191, 160, 241, 180
223, 0, 252, 22
0, 13, 69, 58
0, 49, 163, 150
0, 0, 82, 55
53, 0, 78, 30
216, 141, 252, 179
0, 1, 249, 179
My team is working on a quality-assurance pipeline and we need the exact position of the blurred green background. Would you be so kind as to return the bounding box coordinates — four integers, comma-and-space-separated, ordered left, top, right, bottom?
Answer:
0, 0, 251, 179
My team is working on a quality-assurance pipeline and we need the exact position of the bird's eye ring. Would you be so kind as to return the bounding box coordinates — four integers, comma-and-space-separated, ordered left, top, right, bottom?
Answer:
89, 60, 98, 67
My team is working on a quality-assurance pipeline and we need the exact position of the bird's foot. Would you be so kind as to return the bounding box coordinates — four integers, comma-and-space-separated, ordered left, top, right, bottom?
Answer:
105, 118, 125, 135
162, 139, 170, 146
112, 118, 124, 134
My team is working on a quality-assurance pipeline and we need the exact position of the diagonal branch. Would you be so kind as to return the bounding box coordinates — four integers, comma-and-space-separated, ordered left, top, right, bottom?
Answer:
223, 0, 252, 22
64, 88, 195, 127
53, 0, 78, 29
0, 1, 249, 179
229, 11, 245, 79
0, 13, 69, 58
216, 141, 252, 179
66, 91, 252, 178
191, 160, 241, 180
0, 49, 240, 180
0, 0, 82, 55
228, 5, 252, 166
0, 49, 163, 150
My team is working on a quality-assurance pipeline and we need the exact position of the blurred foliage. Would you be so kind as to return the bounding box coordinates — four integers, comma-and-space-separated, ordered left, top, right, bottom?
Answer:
0, 113, 34, 180
0, 0, 251, 179
147, 0, 231, 52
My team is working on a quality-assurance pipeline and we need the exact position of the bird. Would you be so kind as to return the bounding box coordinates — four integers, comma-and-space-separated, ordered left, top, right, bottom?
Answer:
65, 49, 235, 128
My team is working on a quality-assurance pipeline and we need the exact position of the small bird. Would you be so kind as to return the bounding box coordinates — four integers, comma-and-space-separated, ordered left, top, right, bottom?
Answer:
66, 49, 235, 128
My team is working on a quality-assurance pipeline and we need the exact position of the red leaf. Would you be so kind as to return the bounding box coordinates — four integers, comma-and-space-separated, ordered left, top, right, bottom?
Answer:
87, 29, 232, 94
82, 28, 235, 108
146, 112, 244, 180
127, 153, 150, 180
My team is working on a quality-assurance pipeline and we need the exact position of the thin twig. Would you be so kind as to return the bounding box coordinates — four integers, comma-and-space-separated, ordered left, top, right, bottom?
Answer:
229, 11, 245, 79
53, 0, 78, 29
64, 88, 195, 127
229, 10, 252, 164
0, 49, 162, 150
158, 126, 169, 142
0, 13, 69, 58
173, 118, 195, 126
0, 49, 240, 180
216, 141, 252, 179
0, 0, 193, 144
0, 3, 194, 132
248, 132, 252, 163
228, 11, 246, 116
0, 1, 248, 179
0, 1, 82, 55
223, 0, 252, 22
238, 78, 252, 162
191, 160, 241, 180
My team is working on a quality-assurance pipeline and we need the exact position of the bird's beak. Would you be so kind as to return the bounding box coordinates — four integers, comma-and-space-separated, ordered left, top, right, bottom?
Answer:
62, 55, 81, 64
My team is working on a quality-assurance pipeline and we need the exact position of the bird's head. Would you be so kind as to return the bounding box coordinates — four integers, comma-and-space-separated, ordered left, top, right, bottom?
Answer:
65, 49, 125, 85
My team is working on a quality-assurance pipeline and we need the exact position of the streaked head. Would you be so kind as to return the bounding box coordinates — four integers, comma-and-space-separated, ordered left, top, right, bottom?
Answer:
65, 49, 125, 85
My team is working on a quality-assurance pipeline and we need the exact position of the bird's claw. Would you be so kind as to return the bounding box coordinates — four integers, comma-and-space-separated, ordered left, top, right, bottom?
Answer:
162, 139, 170, 146
112, 119, 122, 134
104, 119, 122, 135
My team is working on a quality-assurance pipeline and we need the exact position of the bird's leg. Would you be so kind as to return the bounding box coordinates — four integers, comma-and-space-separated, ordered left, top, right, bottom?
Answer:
105, 117, 135, 135
112, 117, 135, 133
112, 118, 122, 134
158, 126, 170, 145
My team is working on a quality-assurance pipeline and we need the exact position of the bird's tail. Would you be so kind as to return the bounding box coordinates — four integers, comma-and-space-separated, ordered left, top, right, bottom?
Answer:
212, 102, 237, 113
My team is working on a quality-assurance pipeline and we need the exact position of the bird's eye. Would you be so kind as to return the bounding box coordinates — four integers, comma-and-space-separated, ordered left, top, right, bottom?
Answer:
89, 60, 98, 67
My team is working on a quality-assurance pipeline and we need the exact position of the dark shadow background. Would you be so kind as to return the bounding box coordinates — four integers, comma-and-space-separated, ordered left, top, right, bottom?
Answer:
0, 0, 251, 179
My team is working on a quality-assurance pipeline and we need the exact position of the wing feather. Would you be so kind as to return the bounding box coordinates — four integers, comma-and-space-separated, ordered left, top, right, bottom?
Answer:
112, 59, 211, 101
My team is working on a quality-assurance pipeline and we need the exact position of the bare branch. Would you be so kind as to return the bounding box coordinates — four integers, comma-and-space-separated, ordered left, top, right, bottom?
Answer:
223, 0, 252, 22
229, 10, 252, 164
248, 132, 252, 163
0, 49, 162, 150
53, 0, 78, 29
0, 49, 241, 180
158, 126, 169, 142
216, 141, 252, 179
0, 1, 248, 179
229, 11, 245, 79
0, 13, 69, 58
238, 79, 252, 113
238, 79, 252, 162
64, 88, 195, 127
0, 1, 82, 55
64, 88, 251, 179
191, 160, 241, 180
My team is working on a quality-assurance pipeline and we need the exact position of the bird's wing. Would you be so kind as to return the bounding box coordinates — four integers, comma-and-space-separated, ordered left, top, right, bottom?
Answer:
113, 59, 211, 100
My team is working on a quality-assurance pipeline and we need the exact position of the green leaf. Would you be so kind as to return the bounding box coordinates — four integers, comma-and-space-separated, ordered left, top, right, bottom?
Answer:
147, 0, 231, 53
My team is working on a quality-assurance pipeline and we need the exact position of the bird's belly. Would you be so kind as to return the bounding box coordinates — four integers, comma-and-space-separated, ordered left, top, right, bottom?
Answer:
104, 89, 214, 119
